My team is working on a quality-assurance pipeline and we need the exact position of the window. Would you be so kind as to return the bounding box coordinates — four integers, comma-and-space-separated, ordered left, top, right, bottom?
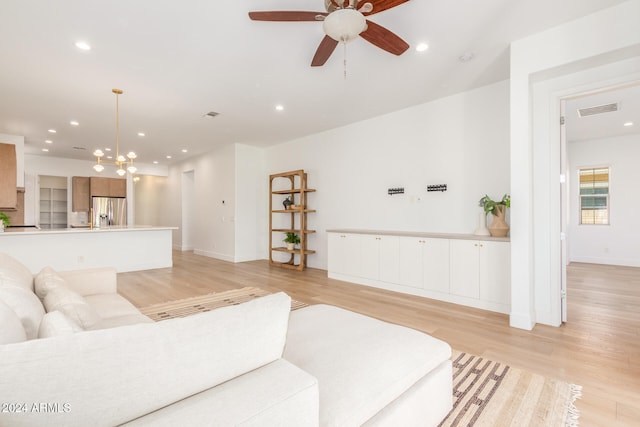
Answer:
579, 167, 609, 225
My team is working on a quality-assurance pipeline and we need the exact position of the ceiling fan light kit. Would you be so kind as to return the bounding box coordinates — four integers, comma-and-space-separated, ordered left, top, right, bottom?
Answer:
322, 8, 367, 43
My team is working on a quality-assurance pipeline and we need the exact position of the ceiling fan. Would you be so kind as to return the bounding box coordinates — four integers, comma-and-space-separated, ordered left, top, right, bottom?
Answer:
248, 0, 410, 66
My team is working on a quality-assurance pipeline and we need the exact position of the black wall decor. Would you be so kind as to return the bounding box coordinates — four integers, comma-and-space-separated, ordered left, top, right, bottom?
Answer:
427, 184, 447, 192
388, 187, 405, 195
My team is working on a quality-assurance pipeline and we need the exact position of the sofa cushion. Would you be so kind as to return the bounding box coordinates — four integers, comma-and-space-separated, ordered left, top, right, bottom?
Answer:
90, 314, 154, 330
83, 293, 146, 319
123, 359, 319, 427
0, 253, 34, 291
38, 310, 83, 338
0, 292, 292, 427
0, 300, 27, 344
34, 266, 67, 300
0, 286, 45, 339
43, 287, 100, 329
284, 304, 452, 427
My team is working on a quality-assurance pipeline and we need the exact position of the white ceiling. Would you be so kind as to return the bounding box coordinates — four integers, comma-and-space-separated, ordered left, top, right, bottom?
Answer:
0, 0, 633, 166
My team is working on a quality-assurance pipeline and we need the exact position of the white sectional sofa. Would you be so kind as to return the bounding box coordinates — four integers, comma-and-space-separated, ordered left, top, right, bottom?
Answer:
0, 253, 453, 426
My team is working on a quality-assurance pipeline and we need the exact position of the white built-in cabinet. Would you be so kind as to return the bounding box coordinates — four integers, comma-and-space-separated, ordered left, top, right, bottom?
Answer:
361, 234, 399, 284
328, 230, 510, 314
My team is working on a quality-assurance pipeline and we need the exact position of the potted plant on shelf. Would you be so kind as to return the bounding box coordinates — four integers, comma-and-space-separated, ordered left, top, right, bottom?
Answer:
283, 232, 300, 250
0, 212, 10, 232
478, 194, 510, 237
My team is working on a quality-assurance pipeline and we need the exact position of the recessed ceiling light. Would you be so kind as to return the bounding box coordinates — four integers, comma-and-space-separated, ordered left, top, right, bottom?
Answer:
166, 155, 172, 159
45, 140, 53, 144
42, 148, 49, 152
153, 161, 159, 164
416, 43, 429, 52
275, 105, 284, 111
105, 148, 111, 152
70, 120, 79, 126
48, 129, 56, 133
181, 149, 188, 153
623, 121, 634, 127
137, 132, 145, 137
75, 41, 91, 51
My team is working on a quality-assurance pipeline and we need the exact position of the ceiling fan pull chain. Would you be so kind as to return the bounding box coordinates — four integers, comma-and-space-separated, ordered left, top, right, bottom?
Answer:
343, 41, 347, 79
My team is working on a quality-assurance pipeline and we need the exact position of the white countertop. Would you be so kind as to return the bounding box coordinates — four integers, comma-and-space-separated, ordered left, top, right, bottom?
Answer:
326, 229, 510, 242
0, 226, 177, 236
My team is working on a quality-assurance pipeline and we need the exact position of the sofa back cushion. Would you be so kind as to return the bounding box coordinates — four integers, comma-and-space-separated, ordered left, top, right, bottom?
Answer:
34, 266, 67, 300
0, 286, 45, 339
0, 253, 34, 291
0, 300, 27, 344
0, 292, 292, 427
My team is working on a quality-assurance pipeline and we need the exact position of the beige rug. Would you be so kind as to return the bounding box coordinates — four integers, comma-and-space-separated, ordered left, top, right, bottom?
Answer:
440, 351, 581, 427
139, 287, 308, 321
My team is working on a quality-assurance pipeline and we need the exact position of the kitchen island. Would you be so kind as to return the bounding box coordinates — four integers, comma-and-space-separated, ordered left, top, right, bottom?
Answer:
0, 226, 176, 273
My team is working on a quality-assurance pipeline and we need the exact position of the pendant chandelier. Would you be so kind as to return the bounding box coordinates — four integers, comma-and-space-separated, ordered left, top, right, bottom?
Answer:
93, 88, 136, 176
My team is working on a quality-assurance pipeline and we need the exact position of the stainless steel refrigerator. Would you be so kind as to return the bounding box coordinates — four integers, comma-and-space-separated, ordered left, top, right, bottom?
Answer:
92, 197, 127, 228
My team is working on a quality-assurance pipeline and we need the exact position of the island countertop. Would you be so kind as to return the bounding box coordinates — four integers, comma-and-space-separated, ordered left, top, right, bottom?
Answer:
0, 225, 177, 236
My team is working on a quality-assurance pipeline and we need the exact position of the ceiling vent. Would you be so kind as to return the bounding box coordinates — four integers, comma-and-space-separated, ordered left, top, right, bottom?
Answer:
204, 111, 220, 118
577, 102, 619, 118
72, 146, 86, 150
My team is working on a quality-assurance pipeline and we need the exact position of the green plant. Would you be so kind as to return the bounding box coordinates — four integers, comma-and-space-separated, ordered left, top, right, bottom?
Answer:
479, 194, 511, 216
283, 232, 300, 245
0, 212, 10, 228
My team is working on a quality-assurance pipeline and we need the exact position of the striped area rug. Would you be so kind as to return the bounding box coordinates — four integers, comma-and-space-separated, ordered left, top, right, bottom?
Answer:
440, 351, 581, 427
139, 287, 308, 321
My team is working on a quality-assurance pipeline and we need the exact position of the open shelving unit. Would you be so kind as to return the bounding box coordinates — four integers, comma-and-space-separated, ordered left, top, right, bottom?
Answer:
269, 170, 315, 271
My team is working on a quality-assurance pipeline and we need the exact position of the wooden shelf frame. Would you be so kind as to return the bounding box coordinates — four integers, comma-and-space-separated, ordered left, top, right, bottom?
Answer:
269, 170, 315, 271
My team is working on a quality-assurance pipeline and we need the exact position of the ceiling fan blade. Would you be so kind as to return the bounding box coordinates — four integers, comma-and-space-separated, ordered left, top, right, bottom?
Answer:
248, 11, 327, 21
360, 20, 409, 55
311, 35, 339, 66
363, 0, 409, 15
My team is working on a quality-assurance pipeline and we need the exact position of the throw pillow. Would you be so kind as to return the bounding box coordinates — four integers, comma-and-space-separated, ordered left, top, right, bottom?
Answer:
34, 266, 67, 300
0, 300, 28, 344
43, 287, 100, 329
38, 310, 83, 338
0, 253, 34, 291
0, 286, 46, 339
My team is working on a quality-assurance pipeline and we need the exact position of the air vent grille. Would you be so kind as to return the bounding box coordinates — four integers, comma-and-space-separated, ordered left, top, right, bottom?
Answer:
204, 111, 220, 118
72, 146, 86, 150
577, 102, 618, 117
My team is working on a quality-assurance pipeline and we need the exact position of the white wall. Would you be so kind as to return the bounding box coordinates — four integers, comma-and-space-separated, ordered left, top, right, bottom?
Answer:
166, 144, 238, 260
510, 0, 640, 330
265, 80, 511, 270
569, 134, 640, 266
235, 144, 266, 262
134, 175, 169, 226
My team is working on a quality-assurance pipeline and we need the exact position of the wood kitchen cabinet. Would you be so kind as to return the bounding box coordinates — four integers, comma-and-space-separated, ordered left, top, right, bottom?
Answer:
0, 143, 18, 209
72, 176, 90, 212
89, 177, 126, 198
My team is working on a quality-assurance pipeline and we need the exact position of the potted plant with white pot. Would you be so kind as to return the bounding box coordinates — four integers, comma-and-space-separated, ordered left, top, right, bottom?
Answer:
283, 232, 300, 250
479, 194, 511, 237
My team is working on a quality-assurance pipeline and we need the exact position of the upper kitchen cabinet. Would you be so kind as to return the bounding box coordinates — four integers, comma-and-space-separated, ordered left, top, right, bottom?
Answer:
0, 143, 18, 210
89, 177, 126, 198
72, 176, 90, 212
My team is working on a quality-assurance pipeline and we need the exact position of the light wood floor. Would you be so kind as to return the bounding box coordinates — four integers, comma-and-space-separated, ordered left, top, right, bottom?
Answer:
119, 252, 640, 426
